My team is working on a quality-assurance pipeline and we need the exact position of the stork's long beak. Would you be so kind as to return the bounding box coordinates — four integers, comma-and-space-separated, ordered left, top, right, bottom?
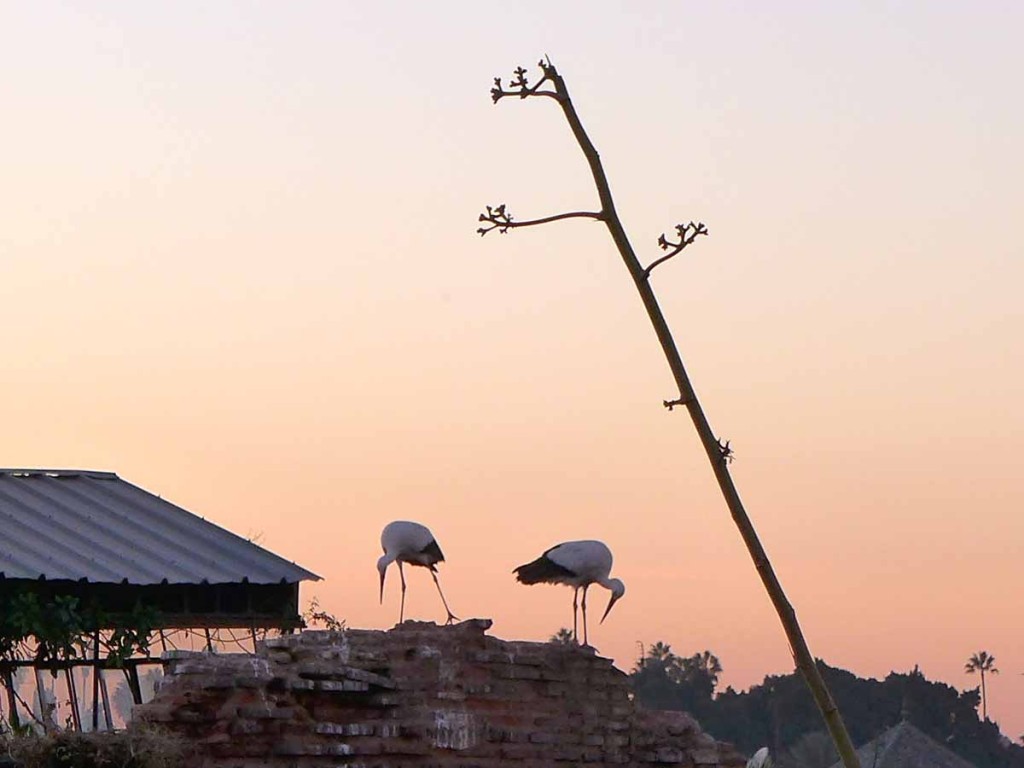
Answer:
379, 568, 386, 604
600, 593, 621, 624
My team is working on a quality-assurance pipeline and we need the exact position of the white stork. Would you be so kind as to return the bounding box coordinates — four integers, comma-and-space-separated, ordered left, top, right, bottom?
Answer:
513, 539, 625, 646
377, 520, 459, 625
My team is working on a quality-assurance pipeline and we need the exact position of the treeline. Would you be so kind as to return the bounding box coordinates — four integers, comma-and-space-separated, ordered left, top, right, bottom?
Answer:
629, 642, 1024, 768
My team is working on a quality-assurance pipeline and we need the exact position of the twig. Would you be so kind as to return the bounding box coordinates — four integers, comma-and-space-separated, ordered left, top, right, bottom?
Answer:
643, 222, 708, 278
491, 60, 562, 103
477, 204, 602, 236
716, 438, 735, 465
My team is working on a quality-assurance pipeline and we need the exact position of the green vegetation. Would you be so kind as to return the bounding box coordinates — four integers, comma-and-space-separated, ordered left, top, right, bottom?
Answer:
0, 592, 156, 667
631, 643, 1024, 768
301, 596, 345, 631
0, 590, 158, 731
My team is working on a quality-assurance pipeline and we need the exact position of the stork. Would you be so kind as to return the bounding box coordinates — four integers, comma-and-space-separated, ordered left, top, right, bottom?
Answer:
513, 539, 625, 646
747, 747, 773, 768
377, 520, 459, 625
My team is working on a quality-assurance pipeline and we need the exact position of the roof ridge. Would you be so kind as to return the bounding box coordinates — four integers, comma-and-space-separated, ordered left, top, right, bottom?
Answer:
0, 468, 118, 479
873, 719, 909, 765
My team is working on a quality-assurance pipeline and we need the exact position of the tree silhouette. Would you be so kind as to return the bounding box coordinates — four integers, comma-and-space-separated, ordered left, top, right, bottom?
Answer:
964, 650, 999, 720
689, 650, 723, 689
632, 642, 723, 716
780, 731, 837, 768
646, 642, 677, 666
478, 58, 860, 768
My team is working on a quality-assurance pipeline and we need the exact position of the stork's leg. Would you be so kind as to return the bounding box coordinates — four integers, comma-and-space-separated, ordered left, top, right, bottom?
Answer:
398, 561, 407, 624
581, 584, 590, 647
430, 570, 460, 625
572, 587, 580, 642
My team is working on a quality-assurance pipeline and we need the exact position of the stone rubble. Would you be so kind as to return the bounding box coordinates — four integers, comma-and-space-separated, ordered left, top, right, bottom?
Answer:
137, 619, 746, 768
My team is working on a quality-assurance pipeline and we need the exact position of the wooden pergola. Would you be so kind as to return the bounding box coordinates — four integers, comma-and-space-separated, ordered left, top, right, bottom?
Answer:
0, 469, 320, 731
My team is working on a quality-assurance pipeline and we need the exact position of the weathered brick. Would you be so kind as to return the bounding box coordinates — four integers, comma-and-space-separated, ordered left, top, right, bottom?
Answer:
377, 722, 402, 738
229, 718, 263, 735
199, 675, 238, 690
314, 679, 371, 692
386, 738, 431, 756
691, 747, 721, 764
500, 743, 540, 760
437, 691, 466, 701
553, 746, 584, 761
136, 622, 745, 767
237, 704, 295, 719
354, 739, 384, 755
655, 746, 687, 763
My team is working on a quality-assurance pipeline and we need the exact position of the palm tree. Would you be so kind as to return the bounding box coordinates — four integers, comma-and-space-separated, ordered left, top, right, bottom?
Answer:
643, 642, 685, 683
647, 642, 676, 664
964, 650, 999, 720
690, 650, 723, 689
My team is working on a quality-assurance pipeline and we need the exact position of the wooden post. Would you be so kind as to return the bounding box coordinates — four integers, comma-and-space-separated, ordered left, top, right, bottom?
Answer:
97, 669, 113, 731
126, 663, 143, 706
2, 668, 20, 730
33, 667, 56, 732
64, 667, 82, 731
91, 631, 100, 732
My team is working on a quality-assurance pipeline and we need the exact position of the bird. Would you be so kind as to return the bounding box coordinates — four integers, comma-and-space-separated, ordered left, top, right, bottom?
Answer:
377, 520, 459, 625
746, 747, 773, 768
513, 539, 625, 646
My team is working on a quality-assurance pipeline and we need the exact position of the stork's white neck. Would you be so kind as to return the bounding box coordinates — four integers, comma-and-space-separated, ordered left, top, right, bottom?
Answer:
597, 576, 625, 597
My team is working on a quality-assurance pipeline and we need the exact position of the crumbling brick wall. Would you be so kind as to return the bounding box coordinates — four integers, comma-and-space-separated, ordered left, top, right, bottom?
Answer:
137, 619, 746, 767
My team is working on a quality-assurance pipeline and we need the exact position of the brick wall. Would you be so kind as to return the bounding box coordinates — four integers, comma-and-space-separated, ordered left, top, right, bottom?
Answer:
137, 619, 746, 768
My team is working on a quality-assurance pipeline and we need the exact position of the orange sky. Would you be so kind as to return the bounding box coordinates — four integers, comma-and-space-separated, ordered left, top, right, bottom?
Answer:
2, 1, 1022, 743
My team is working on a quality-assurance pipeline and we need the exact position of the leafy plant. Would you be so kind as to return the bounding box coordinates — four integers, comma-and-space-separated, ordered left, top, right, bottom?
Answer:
301, 597, 344, 631
0, 589, 159, 729
549, 628, 575, 646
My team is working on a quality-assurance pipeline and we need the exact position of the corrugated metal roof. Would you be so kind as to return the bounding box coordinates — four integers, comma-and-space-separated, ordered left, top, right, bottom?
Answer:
0, 469, 320, 585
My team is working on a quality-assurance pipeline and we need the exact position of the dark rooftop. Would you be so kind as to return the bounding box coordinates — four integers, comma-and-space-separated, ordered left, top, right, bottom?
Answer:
0, 469, 319, 585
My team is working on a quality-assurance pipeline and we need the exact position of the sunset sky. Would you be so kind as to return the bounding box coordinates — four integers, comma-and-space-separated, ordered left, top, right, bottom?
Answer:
3, 0, 1022, 741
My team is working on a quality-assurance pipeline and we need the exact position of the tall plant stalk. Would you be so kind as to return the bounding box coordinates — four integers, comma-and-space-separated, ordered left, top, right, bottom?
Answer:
479, 60, 861, 768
